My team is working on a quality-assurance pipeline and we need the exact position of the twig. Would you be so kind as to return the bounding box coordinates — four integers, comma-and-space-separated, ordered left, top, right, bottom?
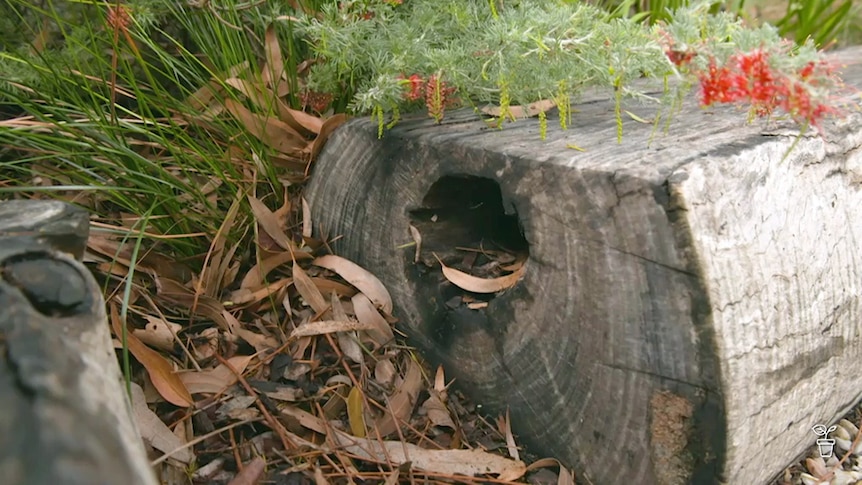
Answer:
152, 418, 261, 465
215, 353, 297, 452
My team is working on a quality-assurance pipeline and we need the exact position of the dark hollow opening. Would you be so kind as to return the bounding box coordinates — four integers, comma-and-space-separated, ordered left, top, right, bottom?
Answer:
407, 174, 530, 307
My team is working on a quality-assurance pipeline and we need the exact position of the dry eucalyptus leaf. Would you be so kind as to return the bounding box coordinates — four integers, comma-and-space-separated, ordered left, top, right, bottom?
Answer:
132, 314, 181, 352
499, 409, 519, 461
312, 255, 393, 313
375, 359, 397, 387
525, 458, 576, 485
262, 24, 285, 91
292, 261, 328, 314
352, 292, 394, 347
333, 431, 527, 480
481, 99, 555, 119
375, 359, 423, 437
332, 292, 364, 364
110, 304, 193, 408
437, 255, 526, 293
420, 391, 455, 429
130, 383, 193, 464
308, 114, 348, 161
235, 327, 279, 352
179, 355, 254, 395
302, 197, 313, 238
247, 195, 295, 252
224, 98, 306, 155
265, 386, 303, 402
226, 456, 266, 485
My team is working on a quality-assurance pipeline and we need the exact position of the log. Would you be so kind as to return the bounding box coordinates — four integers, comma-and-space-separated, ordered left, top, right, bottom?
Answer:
0, 200, 156, 485
305, 46, 862, 485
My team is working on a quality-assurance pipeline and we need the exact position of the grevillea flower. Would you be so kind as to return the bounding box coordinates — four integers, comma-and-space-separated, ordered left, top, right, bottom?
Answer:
107, 4, 131, 32
682, 47, 839, 128
300, 90, 333, 113
733, 50, 775, 105
424, 74, 457, 123
698, 59, 741, 106
400, 74, 425, 101
425, 74, 445, 122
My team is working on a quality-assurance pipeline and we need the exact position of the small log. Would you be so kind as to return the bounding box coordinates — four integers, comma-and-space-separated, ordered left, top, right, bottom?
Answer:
305, 47, 862, 484
0, 200, 156, 485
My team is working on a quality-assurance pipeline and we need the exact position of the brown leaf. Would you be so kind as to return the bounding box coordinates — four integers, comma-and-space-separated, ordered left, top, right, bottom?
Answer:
130, 383, 193, 463
481, 99, 556, 119
239, 250, 312, 289
292, 261, 328, 314
312, 277, 358, 298
277, 99, 324, 136
247, 195, 295, 252
235, 327, 279, 352
110, 304, 193, 407
498, 409, 519, 461
526, 458, 576, 485
420, 391, 454, 429
227, 456, 266, 485
132, 315, 181, 352
331, 292, 364, 364
262, 24, 285, 92
374, 359, 397, 387
351, 293, 394, 347
374, 359, 422, 436
301, 197, 312, 238
157, 278, 230, 330
228, 278, 292, 306
308, 113, 348, 161
312, 255, 392, 313
201, 191, 242, 297
224, 98, 307, 155
179, 355, 254, 395
332, 431, 527, 480
436, 255, 526, 293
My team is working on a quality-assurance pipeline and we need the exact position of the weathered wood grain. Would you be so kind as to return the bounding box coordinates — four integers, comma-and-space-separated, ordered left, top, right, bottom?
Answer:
0, 200, 156, 485
305, 47, 862, 485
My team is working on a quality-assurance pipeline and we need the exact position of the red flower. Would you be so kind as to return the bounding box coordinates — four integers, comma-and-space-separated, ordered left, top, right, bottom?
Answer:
732, 50, 775, 105
699, 59, 742, 106
107, 4, 131, 32
424, 74, 457, 122
300, 90, 332, 113
400, 74, 425, 101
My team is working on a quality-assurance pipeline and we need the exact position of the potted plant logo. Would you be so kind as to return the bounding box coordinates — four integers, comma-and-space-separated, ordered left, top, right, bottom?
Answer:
812, 424, 838, 458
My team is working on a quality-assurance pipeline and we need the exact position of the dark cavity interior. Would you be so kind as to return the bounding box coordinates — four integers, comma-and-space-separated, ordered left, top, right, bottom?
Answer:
407, 174, 529, 303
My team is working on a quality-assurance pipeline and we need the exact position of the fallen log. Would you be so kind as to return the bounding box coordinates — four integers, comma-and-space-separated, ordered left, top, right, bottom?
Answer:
0, 200, 156, 485
305, 47, 862, 484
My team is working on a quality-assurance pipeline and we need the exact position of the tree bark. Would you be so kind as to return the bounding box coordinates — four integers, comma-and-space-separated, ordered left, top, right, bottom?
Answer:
305, 47, 862, 484
0, 200, 156, 485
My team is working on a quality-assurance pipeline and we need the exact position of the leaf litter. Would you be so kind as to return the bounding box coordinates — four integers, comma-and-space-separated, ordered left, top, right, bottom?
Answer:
65, 20, 578, 485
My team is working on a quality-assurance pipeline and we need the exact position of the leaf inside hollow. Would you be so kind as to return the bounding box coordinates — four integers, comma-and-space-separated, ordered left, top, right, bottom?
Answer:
435, 254, 526, 293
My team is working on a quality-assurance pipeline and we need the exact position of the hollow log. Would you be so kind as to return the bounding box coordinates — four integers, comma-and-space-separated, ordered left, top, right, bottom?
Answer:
0, 200, 156, 485
305, 47, 862, 484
